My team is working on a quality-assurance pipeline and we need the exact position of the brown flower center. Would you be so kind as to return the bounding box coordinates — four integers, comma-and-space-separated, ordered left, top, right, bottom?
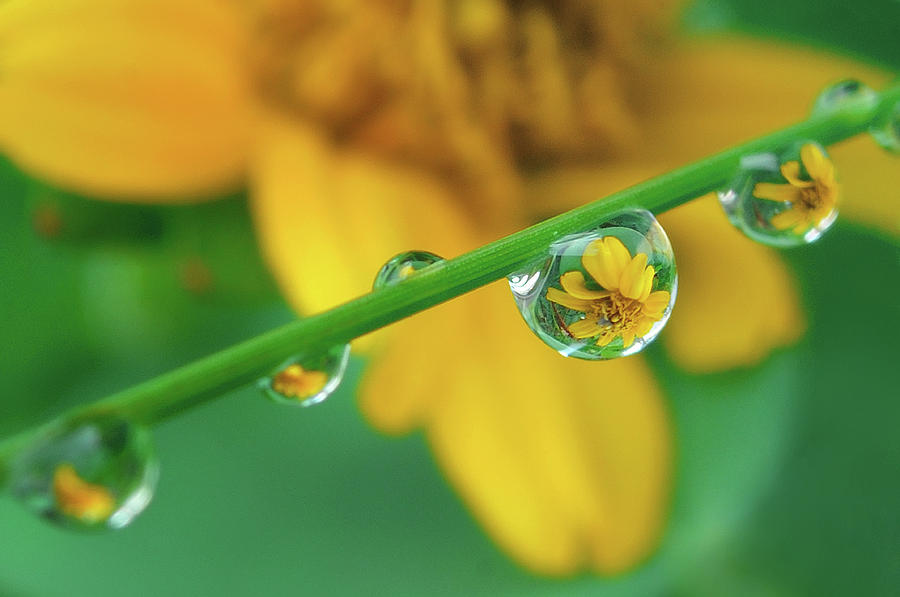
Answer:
799, 185, 824, 210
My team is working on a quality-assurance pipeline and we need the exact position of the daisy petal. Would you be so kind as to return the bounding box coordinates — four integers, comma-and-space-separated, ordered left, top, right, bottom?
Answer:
583, 237, 630, 291
753, 182, 802, 203
801, 143, 830, 181
636, 318, 655, 337
779, 161, 812, 187
567, 318, 602, 339
638, 265, 655, 302
0, 0, 251, 198
596, 332, 616, 346
422, 290, 670, 575
560, 271, 611, 299
619, 253, 649, 300
642, 291, 671, 316
621, 330, 636, 348
547, 287, 593, 312
771, 207, 807, 231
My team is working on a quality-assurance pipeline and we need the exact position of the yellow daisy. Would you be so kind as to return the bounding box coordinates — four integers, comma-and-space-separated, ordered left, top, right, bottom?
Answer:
753, 143, 840, 233
53, 464, 116, 524
0, 0, 896, 576
547, 237, 671, 347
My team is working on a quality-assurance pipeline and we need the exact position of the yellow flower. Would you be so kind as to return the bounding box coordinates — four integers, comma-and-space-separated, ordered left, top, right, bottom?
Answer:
546, 237, 671, 347
753, 143, 840, 233
271, 364, 328, 400
1, 0, 896, 576
52, 464, 116, 523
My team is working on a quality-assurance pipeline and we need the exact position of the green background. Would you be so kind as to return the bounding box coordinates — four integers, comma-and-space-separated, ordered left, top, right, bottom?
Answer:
1, 1, 898, 595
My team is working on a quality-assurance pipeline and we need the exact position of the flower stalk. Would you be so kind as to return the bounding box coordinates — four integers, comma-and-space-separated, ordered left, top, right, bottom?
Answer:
0, 82, 897, 464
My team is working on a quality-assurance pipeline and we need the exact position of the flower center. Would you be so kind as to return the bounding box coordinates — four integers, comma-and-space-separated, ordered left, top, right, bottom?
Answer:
589, 293, 643, 333
799, 185, 824, 210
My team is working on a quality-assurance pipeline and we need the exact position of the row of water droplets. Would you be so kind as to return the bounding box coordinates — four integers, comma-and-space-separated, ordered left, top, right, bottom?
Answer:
1, 79, 895, 532
0, 250, 447, 531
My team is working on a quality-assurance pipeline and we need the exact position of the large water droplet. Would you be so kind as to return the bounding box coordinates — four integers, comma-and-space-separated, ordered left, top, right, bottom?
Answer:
509, 210, 677, 360
718, 141, 838, 247
373, 250, 444, 289
5, 412, 158, 530
260, 344, 350, 407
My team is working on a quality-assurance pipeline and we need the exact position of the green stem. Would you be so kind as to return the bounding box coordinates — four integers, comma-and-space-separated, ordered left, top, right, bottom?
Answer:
2, 83, 898, 454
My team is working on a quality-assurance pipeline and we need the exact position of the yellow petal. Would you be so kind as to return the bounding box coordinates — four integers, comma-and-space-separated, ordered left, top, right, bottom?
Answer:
753, 182, 803, 203
250, 113, 478, 317
567, 317, 602, 339
410, 284, 670, 575
547, 287, 593, 312
637, 264, 655, 302
621, 330, 636, 348
660, 196, 805, 371
770, 206, 807, 231
642, 291, 671, 316
582, 236, 630, 291
618, 253, 649, 300
560, 271, 611, 300
779, 162, 812, 188
0, 0, 251, 199
636, 318, 655, 337
800, 143, 831, 182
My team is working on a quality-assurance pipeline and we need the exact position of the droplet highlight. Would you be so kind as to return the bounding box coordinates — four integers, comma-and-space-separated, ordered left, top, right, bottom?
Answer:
5, 413, 158, 530
373, 250, 444, 289
509, 210, 677, 360
260, 344, 350, 407
718, 141, 839, 247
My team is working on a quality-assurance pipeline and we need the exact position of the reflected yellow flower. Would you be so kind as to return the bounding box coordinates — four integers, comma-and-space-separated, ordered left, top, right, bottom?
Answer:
271, 364, 328, 400
1, 0, 896, 576
53, 464, 115, 523
754, 143, 840, 233
547, 237, 670, 346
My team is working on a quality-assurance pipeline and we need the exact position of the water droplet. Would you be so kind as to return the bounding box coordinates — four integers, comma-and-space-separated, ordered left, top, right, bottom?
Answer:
870, 100, 900, 154
811, 79, 878, 116
812, 79, 900, 155
373, 250, 444, 289
5, 413, 158, 530
509, 210, 677, 360
260, 344, 350, 407
718, 141, 839, 247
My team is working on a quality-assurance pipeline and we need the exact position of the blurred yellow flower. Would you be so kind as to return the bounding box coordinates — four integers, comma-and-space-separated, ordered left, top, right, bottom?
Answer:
271, 364, 328, 400
1, 0, 896, 576
547, 237, 670, 347
754, 143, 840, 233
53, 464, 115, 523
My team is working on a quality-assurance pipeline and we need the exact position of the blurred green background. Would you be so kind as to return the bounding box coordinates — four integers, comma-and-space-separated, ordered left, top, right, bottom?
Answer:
1, 1, 898, 595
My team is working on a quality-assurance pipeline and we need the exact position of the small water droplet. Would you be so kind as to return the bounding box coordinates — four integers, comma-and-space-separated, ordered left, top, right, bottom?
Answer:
870, 100, 900, 154
509, 210, 677, 360
260, 344, 350, 407
5, 413, 158, 530
812, 79, 900, 155
373, 250, 444, 289
718, 141, 838, 247
811, 79, 878, 116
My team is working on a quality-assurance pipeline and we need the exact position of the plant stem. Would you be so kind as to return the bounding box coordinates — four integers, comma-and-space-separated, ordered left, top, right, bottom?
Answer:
2, 83, 898, 451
